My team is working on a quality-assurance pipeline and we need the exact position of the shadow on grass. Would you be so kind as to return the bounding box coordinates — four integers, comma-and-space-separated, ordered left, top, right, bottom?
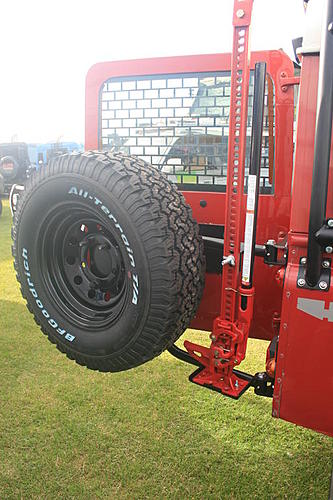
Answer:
0, 301, 332, 499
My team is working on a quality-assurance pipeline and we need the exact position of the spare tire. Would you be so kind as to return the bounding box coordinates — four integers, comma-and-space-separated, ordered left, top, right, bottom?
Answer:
12, 151, 204, 372
0, 155, 19, 180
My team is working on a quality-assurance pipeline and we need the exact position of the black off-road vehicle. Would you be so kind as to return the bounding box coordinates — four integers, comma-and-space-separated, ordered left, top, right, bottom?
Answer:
0, 142, 32, 194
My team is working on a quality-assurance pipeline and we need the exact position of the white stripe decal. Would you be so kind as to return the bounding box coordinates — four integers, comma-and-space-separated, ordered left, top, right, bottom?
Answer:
297, 298, 333, 322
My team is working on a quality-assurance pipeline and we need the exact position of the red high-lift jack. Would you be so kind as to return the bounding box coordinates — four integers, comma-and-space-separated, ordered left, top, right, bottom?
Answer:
185, 0, 258, 399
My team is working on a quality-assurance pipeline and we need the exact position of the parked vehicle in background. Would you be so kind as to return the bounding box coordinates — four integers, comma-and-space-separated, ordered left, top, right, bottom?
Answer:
28, 142, 83, 170
0, 143, 33, 194
9, 141, 83, 214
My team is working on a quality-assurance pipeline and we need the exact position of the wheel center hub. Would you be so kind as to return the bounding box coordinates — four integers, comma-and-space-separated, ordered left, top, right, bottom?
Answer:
80, 234, 122, 285
91, 245, 113, 278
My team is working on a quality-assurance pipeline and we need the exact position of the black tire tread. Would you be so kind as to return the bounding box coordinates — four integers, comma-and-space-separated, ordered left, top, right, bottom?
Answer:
12, 151, 204, 372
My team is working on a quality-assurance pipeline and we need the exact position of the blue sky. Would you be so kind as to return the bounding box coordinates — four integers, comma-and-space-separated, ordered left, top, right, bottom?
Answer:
0, 0, 305, 144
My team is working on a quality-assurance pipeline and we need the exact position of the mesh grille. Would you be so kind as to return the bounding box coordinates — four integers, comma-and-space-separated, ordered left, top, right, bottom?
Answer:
100, 71, 275, 193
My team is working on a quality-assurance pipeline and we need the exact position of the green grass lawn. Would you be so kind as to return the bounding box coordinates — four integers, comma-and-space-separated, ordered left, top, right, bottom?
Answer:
0, 199, 332, 499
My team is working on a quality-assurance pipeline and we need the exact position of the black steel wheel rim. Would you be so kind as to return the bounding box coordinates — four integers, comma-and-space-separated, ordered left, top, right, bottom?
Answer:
38, 203, 129, 330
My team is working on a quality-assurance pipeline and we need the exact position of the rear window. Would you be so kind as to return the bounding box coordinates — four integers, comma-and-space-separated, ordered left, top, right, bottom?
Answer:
100, 71, 275, 194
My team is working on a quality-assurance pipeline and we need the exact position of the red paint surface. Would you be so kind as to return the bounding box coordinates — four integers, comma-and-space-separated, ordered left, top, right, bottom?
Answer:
274, 55, 333, 436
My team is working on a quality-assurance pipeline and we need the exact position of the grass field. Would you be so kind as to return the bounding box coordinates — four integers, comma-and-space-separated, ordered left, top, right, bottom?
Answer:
0, 199, 332, 499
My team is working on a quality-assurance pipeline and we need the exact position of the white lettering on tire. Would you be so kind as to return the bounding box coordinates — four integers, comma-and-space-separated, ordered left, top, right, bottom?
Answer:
22, 248, 75, 342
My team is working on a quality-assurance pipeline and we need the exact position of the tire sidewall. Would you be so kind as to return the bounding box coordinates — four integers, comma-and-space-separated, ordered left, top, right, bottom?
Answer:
17, 173, 151, 358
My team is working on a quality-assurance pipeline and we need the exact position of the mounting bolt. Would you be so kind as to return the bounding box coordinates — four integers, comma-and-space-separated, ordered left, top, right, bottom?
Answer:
214, 350, 219, 358
300, 257, 307, 265
327, 219, 333, 227
297, 278, 305, 287
214, 360, 219, 367
235, 380, 239, 389
98, 244, 109, 251
236, 9, 245, 18
210, 334, 216, 342
319, 281, 328, 290
322, 260, 330, 269
222, 255, 236, 267
326, 246, 333, 254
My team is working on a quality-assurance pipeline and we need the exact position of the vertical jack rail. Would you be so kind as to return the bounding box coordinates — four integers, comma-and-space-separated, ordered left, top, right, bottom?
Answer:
221, 0, 254, 322
242, 62, 266, 289
305, 0, 333, 286
184, 0, 254, 399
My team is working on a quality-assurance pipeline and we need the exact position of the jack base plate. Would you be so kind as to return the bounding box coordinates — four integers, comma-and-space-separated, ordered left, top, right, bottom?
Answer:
189, 366, 253, 400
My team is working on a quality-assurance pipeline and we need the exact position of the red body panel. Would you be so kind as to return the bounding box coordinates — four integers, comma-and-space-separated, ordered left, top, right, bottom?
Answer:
273, 56, 333, 436
85, 51, 295, 341
274, 255, 333, 436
